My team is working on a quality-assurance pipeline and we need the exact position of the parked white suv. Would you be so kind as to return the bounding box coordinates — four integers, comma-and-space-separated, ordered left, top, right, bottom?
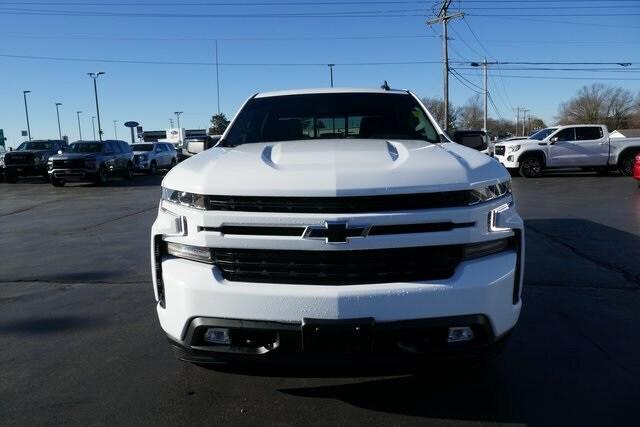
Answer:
151, 88, 524, 365
132, 142, 177, 174
493, 125, 640, 177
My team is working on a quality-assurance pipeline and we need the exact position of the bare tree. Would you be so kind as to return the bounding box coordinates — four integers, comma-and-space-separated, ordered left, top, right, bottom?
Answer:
421, 97, 458, 129
556, 84, 637, 130
457, 95, 483, 129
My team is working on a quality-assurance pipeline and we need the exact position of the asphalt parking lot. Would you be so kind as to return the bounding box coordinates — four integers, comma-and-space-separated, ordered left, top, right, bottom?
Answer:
1, 172, 639, 426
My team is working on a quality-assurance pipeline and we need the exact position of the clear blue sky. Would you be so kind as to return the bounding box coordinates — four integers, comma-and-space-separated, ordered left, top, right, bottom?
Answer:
0, 0, 639, 147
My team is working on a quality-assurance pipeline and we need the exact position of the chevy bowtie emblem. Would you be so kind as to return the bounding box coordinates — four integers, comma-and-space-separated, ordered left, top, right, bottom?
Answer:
303, 221, 370, 244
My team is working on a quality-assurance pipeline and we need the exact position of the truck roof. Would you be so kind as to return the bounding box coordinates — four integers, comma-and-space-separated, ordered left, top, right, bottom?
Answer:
254, 87, 409, 98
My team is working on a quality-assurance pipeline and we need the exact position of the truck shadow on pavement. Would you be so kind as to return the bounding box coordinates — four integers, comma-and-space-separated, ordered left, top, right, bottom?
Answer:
272, 219, 640, 425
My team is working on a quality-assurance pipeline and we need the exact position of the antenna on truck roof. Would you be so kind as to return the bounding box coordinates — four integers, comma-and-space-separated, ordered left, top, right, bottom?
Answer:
381, 80, 390, 91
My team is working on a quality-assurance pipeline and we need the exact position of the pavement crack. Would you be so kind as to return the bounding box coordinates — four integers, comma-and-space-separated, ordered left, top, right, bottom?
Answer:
526, 224, 640, 288
0, 198, 66, 218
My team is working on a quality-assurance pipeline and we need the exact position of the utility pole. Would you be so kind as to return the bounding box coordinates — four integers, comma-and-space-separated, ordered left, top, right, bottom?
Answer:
23, 90, 32, 140
55, 102, 63, 140
215, 40, 220, 114
427, 1, 463, 131
521, 109, 530, 136
514, 107, 521, 136
88, 72, 105, 141
76, 111, 83, 141
169, 118, 175, 129
113, 120, 118, 139
471, 59, 498, 133
91, 116, 96, 140
328, 64, 335, 88
174, 111, 183, 145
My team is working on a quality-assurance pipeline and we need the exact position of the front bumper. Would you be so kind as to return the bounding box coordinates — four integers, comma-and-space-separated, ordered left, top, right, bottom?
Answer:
152, 196, 524, 361
6, 164, 46, 176
170, 314, 506, 365
49, 168, 98, 181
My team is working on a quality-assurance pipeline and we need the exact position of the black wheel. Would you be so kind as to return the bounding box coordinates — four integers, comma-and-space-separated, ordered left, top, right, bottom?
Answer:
519, 156, 544, 178
94, 166, 108, 186
618, 153, 636, 176
51, 177, 64, 187
5, 172, 17, 183
124, 162, 134, 180
149, 160, 158, 175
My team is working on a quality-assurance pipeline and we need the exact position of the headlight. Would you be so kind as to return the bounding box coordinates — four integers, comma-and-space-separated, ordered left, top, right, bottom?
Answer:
469, 181, 511, 205
166, 242, 212, 263
139, 154, 148, 161
506, 145, 521, 153
162, 187, 207, 210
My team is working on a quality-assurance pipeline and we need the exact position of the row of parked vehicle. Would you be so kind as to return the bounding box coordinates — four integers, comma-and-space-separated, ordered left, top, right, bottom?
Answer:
450, 125, 640, 180
0, 139, 179, 186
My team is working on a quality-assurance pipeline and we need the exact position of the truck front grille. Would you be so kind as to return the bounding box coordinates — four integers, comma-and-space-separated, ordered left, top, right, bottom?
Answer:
52, 159, 86, 169
4, 153, 34, 165
494, 146, 505, 156
210, 246, 463, 285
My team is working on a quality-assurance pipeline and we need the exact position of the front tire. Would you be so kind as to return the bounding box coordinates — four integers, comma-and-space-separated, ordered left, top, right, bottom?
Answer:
124, 162, 134, 180
519, 156, 544, 178
149, 160, 157, 175
618, 153, 636, 176
94, 166, 108, 186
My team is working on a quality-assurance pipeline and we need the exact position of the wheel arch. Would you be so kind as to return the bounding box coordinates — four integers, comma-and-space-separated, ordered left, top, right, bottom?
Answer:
517, 149, 547, 166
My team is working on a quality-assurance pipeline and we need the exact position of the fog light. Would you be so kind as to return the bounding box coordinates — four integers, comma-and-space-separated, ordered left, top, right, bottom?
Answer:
447, 326, 474, 343
204, 328, 231, 345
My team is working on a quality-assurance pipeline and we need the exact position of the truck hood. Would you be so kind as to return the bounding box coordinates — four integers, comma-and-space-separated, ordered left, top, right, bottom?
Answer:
163, 139, 509, 197
5, 149, 50, 156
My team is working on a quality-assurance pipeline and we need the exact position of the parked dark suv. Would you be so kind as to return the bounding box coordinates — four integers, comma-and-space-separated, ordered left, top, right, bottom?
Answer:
47, 140, 134, 186
3, 139, 67, 183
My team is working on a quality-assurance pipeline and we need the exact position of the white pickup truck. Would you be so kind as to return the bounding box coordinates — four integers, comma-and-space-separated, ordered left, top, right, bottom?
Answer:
492, 124, 640, 177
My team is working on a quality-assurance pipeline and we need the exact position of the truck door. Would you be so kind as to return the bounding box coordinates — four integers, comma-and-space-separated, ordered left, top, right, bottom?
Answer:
548, 127, 577, 167
573, 126, 608, 166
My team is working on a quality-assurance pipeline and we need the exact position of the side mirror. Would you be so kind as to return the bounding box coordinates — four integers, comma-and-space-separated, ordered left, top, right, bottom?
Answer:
186, 140, 206, 155
549, 137, 558, 144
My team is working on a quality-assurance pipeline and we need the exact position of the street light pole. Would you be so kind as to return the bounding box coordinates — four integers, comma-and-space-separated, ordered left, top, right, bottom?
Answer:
174, 111, 183, 144
76, 111, 83, 141
23, 90, 32, 140
55, 102, 63, 140
88, 72, 105, 141
328, 64, 335, 88
113, 120, 118, 139
91, 116, 96, 140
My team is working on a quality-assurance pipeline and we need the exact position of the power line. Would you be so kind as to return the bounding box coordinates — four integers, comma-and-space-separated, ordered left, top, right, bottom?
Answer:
457, 72, 640, 81
0, 33, 439, 41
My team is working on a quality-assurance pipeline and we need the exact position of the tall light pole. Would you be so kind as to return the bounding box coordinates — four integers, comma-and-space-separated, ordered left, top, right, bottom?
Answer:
76, 111, 83, 141
55, 102, 63, 140
91, 116, 96, 140
471, 59, 496, 133
328, 64, 335, 88
113, 120, 118, 139
174, 111, 183, 144
88, 72, 105, 141
23, 90, 32, 140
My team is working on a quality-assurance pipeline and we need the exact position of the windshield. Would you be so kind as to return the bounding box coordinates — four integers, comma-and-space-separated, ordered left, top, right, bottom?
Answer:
68, 142, 102, 153
530, 128, 558, 141
133, 144, 154, 152
223, 93, 439, 146
16, 141, 54, 150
